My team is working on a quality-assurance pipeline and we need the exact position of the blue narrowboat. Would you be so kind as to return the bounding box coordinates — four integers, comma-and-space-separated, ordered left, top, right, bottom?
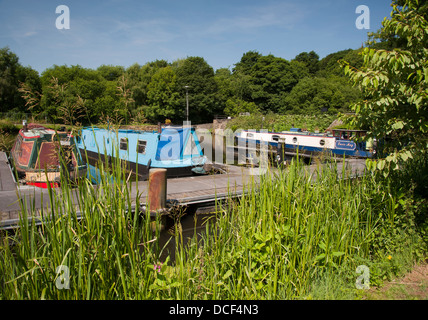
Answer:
234, 128, 374, 161
76, 126, 208, 180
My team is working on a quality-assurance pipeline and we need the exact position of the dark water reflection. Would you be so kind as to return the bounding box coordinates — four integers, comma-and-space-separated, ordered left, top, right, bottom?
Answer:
155, 205, 218, 262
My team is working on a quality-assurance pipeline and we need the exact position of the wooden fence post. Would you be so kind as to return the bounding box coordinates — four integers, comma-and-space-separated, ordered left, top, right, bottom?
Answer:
148, 168, 167, 211
148, 168, 167, 231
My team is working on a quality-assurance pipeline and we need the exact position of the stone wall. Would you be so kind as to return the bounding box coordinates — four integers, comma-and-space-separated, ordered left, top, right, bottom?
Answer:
212, 118, 231, 131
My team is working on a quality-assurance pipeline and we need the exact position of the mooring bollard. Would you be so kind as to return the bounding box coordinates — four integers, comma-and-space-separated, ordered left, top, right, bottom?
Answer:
148, 168, 167, 211
148, 168, 167, 232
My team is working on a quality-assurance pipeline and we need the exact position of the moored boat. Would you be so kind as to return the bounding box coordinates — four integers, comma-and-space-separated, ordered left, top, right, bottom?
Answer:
233, 127, 374, 164
76, 125, 208, 180
11, 122, 87, 188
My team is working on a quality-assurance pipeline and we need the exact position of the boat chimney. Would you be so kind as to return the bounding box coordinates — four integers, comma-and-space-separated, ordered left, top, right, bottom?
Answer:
23, 120, 28, 132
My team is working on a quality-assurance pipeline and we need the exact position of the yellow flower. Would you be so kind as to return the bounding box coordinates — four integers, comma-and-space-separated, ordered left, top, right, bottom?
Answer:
387, 255, 392, 260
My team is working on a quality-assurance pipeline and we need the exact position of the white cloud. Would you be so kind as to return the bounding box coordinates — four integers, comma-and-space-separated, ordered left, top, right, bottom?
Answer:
110, 18, 178, 45
201, 2, 306, 36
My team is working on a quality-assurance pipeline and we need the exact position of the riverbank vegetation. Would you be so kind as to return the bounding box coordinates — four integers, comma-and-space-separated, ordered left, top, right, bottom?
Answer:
225, 113, 338, 133
0, 150, 426, 299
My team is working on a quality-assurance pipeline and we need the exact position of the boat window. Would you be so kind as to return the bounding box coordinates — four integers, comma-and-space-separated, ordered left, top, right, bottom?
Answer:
120, 138, 128, 151
272, 135, 279, 142
292, 137, 298, 143
320, 139, 325, 146
137, 140, 147, 154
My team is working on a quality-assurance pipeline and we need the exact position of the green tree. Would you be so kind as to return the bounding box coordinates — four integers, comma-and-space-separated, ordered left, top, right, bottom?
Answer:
293, 51, 320, 75
97, 65, 125, 81
230, 51, 263, 104
18, 67, 43, 114
280, 76, 361, 114
233, 50, 262, 75
0, 47, 41, 114
174, 56, 220, 123
92, 81, 120, 123
214, 68, 234, 107
0, 47, 21, 113
40, 65, 119, 124
46, 77, 85, 126
248, 55, 309, 112
145, 66, 180, 122
125, 63, 144, 108
342, 0, 428, 172
215, 67, 260, 116
125, 60, 169, 110
317, 49, 363, 77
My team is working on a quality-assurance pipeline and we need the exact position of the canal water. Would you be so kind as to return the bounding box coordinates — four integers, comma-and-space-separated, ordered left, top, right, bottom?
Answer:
156, 206, 218, 262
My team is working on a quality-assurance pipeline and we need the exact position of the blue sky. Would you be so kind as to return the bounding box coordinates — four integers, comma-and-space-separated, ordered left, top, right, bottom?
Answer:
0, 0, 393, 74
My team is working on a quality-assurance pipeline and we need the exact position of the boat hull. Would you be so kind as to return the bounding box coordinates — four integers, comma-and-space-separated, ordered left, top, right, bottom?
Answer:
233, 128, 373, 165
80, 147, 201, 180
24, 168, 86, 188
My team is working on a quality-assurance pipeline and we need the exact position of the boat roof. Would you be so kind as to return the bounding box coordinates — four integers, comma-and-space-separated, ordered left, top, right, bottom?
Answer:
19, 124, 71, 140
332, 128, 367, 132
81, 125, 196, 135
241, 129, 333, 138
20, 128, 56, 139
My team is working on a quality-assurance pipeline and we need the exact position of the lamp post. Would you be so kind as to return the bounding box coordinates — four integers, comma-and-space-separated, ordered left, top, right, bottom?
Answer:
184, 85, 190, 122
